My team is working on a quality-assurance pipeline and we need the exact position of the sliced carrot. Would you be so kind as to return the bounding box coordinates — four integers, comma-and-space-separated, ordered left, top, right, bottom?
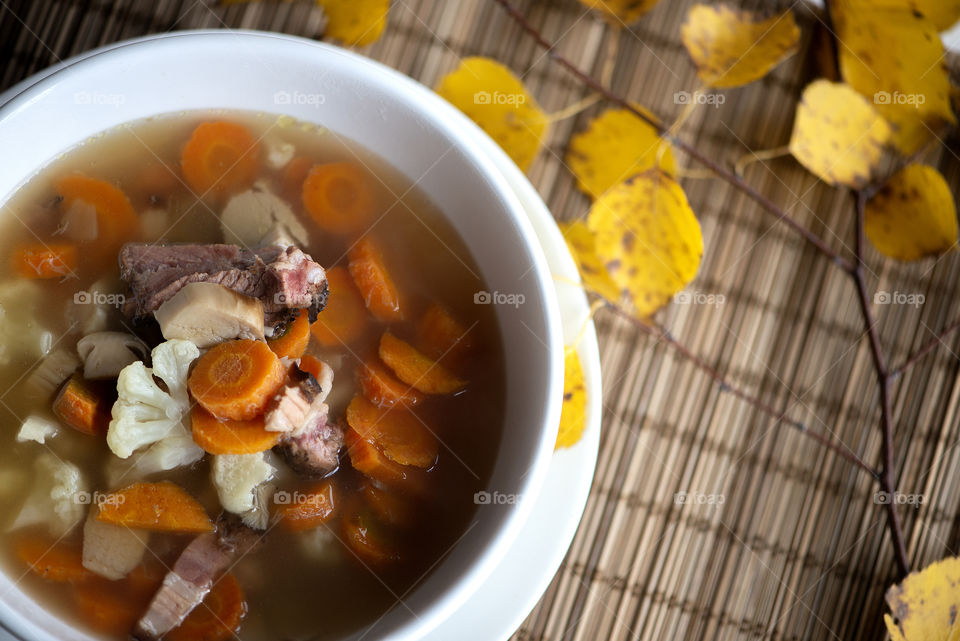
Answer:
55, 174, 139, 252
191, 406, 281, 455
346, 395, 438, 469
348, 237, 403, 322
73, 567, 164, 636
16, 538, 92, 583
268, 309, 311, 359
379, 332, 466, 395
358, 359, 423, 409
11, 243, 77, 279
181, 121, 260, 197
167, 573, 247, 641
345, 429, 413, 485
53, 374, 112, 436
341, 510, 400, 565
311, 266, 369, 347
96, 481, 214, 533
302, 162, 376, 234
273, 480, 338, 532
134, 162, 181, 201
417, 304, 474, 362
359, 481, 414, 529
298, 354, 326, 381
188, 339, 286, 421
281, 155, 314, 201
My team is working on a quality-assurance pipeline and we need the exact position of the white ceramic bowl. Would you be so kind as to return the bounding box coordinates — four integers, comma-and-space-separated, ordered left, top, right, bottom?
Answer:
0, 31, 564, 641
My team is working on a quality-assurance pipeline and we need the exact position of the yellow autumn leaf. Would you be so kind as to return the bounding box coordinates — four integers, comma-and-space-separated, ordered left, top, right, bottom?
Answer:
860, 0, 960, 32
832, 0, 956, 154
788, 80, 892, 188
556, 349, 586, 449
560, 221, 621, 301
865, 164, 958, 261
566, 108, 676, 200
435, 57, 548, 172
680, 4, 800, 88
577, 0, 660, 24
586, 171, 703, 318
315, 0, 388, 46
885, 556, 960, 641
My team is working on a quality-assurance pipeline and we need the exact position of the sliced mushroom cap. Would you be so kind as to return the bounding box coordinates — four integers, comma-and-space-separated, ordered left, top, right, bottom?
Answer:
155, 282, 265, 348
220, 183, 308, 249
76, 331, 149, 380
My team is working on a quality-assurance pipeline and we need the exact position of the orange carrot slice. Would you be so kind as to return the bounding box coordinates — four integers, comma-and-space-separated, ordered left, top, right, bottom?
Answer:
134, 162, 181, 201
11, 244, 77, 279
358, 359, 423, 409
16, 538, 92, 583
188, 339, 286, 421
348, 237, 403, 322
359, 481, 414, 529
55, 174, 139, 251
297, 354, 326, 381
96, 481, 214, 533
341, 510, 400, 565
302, 162, 376, 234
72, 562, 164, 635
191, 406, 282, 455
379, 332, 466, 395
167, 574, 247, 641
346, 395, 438, 469
281, 155, 314, 201
273, 480, 338, 532
345, 429, 413, 485
417, 304, 473, 362
181, 121, 260, 197
311, 266, 369, 347
53, 374, 112, 436
268, 309, 311, 359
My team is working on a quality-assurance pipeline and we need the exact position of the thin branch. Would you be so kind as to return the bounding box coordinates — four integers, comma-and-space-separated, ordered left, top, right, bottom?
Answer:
490, 0, 855, 273
890, 317, 960, 379
603, 303, 879, 479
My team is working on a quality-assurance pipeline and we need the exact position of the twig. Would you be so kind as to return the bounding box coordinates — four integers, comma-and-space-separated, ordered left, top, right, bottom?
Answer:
490, 0, 854, 273
890, 317, 960, 379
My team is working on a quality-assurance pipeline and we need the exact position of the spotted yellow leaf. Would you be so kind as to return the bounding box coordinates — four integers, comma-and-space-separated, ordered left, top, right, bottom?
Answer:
566, 108, 676, 200
832, 0, 956, 154
315, 0, 388, 46
865, 164, 958, 261
556, 350, 586, 449
560, 221, 621, 301
885, 556, 960, 641
789, 81, 892, 188
586, 171, 703, 318
435, 57, 548, 172
577, 0, 660, 24
857, 0, 960, 32
680, 4, 800, 88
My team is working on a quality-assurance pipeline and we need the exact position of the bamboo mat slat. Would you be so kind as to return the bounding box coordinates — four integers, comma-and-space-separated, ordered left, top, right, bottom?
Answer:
2, 1, 960, 640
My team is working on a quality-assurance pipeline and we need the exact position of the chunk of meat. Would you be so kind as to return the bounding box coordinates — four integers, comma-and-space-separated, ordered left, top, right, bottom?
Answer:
264, 370, 331, 437
276, 415, 344, 478
133, 515, 260, 641
119, 243, 328, 325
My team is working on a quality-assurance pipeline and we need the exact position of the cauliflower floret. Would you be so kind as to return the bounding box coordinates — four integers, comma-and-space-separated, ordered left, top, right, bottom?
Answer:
212, 453, 276, 515
17, 415, 59, 444
9, 452, 85, 536
106, 340, 203, 471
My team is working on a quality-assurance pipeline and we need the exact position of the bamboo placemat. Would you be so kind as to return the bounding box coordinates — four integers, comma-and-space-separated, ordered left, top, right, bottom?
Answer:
2, 1, 960, 639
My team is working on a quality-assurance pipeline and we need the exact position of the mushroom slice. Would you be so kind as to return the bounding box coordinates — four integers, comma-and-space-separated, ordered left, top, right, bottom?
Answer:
220, 183, 308, 248
76, 332, 149, 380
155, 282, 265, 348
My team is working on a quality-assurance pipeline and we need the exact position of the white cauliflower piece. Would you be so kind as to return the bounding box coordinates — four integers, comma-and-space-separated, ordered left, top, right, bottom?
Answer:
17, 415, 59, 444
9, 452, 85, 536
107, 340, 203, 471
82, 512, 148, 580
265, 138, 295, 169
298, 526, 341, 565
212, 453, 276, 515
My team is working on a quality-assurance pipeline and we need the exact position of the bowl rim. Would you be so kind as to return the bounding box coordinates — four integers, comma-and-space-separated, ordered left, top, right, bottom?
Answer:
0, 30, 565, 641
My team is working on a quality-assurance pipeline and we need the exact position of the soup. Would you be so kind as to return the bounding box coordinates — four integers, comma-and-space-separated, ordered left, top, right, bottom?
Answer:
0, 111, 506, 640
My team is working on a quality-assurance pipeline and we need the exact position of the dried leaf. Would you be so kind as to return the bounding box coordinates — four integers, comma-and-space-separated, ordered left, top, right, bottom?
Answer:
680, 4, 800, 88
577, 0, 660, 24
317, 0, 389, 47
865, 164, 958, 261
788, 80, 892, 188
586, 171, 703, 318
435, 57, 548, 172
885, 556, 960, 641
832, 0, 956, 154
556, 350, 586, 449
566, 107, 676, 200
560, 221, 621, 301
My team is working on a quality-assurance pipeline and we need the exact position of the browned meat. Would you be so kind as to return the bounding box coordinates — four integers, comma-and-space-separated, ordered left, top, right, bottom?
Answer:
264, 371, 329, 436
119, 243, 328, 323
277, 414, 344, 477
133, 515, 261, 641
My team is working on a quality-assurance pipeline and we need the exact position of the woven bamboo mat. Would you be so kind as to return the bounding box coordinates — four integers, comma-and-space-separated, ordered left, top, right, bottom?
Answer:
2, 1, 960, 639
